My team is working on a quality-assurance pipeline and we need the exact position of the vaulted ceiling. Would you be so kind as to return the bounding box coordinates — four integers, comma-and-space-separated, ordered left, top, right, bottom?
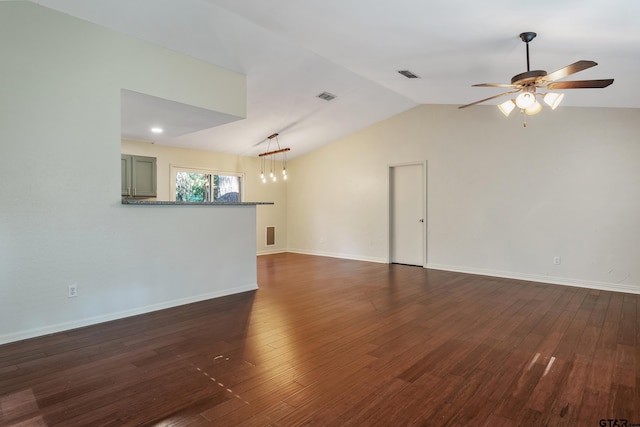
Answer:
32, 0, 640, 158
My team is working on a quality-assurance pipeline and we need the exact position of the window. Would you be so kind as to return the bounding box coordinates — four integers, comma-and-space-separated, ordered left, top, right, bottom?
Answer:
170, 166, 243, 202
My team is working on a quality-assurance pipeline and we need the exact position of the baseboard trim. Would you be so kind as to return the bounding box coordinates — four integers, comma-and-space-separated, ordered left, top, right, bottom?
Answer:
271, 251, 639, 295
0, 283, 259, 346
426, 263, 640, 295
256, 249, 287, 256
287, 248, 387, 264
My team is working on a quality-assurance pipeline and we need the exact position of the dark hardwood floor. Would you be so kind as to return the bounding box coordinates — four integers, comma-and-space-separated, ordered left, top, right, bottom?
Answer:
1, 253, 639, 426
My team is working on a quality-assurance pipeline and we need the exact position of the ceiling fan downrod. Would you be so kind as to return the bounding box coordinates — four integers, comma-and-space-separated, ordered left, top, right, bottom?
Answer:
520, 32, 536, 72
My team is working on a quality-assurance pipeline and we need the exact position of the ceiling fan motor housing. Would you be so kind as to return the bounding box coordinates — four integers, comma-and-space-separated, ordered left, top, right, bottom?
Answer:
511, 69, 547, 85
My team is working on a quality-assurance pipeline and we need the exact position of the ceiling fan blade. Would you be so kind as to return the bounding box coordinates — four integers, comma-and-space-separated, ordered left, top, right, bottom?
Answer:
473, 83, 520, 88
543, 60, 597, 82
547, 79, 614, 90
458, 90, 520, 109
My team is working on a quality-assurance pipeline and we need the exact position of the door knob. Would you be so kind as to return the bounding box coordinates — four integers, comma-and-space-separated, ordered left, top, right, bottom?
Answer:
419, 219, 424, 223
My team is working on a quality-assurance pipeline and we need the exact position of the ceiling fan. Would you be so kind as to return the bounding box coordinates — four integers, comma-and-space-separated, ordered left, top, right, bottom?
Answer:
459, 32, 614, 116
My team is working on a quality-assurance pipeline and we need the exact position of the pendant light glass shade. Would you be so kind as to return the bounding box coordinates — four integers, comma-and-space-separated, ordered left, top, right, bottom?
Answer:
498, 99, 516, 117
543, 92, 564, 109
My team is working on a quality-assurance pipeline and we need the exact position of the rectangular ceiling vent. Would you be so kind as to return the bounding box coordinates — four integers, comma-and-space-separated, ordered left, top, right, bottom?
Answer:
317, 91, 337, 101
398, 70, 420, 79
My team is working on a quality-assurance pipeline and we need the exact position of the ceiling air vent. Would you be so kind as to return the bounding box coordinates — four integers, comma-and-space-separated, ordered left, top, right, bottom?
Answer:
317, 91, 337, 101
398, 70, 420, 79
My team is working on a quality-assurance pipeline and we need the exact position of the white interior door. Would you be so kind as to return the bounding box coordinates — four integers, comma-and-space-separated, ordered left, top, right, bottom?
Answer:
390, 164, 425, 266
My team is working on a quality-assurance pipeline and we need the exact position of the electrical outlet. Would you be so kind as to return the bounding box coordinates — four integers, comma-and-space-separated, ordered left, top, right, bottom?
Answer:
553, 256, 561, 265
68, 284, 78, 298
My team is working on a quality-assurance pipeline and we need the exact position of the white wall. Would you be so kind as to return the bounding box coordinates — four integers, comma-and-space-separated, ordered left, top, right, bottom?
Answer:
121, 140, 288, 254
287, 104, 640, 293
0, 3, 254, 344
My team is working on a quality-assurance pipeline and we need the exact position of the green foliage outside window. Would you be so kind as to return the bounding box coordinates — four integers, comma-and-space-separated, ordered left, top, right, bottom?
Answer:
176, 172, 210, 202
175, 172, 239, 202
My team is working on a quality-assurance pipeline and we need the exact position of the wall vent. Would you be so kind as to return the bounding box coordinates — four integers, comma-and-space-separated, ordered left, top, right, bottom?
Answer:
317, 91, 337, 101
398, 70, 420, 79
266, 226, 276, 246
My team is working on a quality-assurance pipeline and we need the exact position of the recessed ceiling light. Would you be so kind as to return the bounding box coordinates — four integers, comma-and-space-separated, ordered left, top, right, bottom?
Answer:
150, 127, 163, 134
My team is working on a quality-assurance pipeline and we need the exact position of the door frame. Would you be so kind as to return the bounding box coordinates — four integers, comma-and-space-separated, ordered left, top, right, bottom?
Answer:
387, 161, 428, 267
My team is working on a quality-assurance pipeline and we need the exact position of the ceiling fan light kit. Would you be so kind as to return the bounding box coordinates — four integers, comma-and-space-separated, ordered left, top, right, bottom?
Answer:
459, 31, 614, 124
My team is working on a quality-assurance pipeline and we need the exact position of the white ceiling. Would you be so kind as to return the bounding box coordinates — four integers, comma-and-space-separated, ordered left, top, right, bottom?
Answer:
32, 0, 640, 158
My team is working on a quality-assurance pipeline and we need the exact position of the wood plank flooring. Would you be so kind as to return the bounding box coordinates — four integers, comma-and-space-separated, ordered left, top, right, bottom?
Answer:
1, 253, 639, 426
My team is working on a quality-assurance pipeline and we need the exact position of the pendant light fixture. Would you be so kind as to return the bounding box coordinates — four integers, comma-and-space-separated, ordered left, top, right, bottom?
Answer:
259, 133, 290, 183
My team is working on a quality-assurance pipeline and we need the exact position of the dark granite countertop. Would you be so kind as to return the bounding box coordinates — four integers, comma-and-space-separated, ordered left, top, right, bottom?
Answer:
122, 199, 273, 206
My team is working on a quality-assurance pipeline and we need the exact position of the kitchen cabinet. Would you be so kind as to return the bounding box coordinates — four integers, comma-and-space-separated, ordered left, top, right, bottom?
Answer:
121, 154, 156, 197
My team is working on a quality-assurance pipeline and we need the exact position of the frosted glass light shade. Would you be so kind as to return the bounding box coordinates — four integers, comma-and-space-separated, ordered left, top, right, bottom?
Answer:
543, 92, 564, 109
515, 91, 536, 109
525, 101, 542, 115
498, 99, 516, 117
